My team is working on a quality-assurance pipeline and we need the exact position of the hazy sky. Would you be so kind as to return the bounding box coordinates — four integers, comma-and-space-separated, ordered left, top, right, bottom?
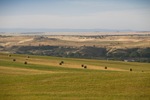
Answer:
0, 0, 150, 31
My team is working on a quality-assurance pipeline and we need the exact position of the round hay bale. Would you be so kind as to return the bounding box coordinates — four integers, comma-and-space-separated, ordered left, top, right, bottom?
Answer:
13, 59, 16, 61
81, 64, 84, 67
130, 68, 132, 71
59, 63, 62, 65
61, 61, 64, 64
24, 61, 27, 64
105, 66, 107, 69
84, 66, 87, 69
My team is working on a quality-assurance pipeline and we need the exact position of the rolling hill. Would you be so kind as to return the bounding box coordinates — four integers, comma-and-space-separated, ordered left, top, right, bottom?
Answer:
0, 53, 150, 100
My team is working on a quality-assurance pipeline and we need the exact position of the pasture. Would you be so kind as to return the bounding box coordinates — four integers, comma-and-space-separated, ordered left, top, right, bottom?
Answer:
0, 53, 150, 100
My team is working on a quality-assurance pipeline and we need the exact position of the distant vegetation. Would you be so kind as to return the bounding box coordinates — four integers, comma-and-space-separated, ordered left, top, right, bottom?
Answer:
5, 45, 150, 63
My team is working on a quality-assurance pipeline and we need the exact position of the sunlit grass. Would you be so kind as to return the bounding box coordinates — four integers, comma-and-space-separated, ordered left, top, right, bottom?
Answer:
0, 53, 150, 100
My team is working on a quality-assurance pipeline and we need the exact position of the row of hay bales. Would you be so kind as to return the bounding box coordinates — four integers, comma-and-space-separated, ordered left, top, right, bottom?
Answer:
8, 54, 143, 72
81, 65, 135, 71
81, 65, 108, 70
10, 54, 29, 65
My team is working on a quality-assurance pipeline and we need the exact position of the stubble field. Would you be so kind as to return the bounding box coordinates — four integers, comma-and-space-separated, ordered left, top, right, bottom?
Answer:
0, 53, 150, 100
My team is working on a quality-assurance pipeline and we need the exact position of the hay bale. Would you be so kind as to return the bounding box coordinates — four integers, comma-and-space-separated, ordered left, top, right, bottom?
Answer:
59, 61, 64, 65
81, 64, 84, 67
130, 68, 132, 71
105, 66, 107, 69
24, 61, 27, 64
84, 66, 87, 69
13, 59, 16, 61
61, 61, 64, 64
27, 56, 30, 58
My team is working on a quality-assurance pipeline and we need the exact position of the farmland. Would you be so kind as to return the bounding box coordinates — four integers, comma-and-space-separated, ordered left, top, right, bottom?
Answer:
0, 53, 150, 100
1, 0, 150, 99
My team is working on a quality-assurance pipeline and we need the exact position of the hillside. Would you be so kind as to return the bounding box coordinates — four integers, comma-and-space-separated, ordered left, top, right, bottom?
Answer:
0, 34, 150, 62
0, 53, 150, 100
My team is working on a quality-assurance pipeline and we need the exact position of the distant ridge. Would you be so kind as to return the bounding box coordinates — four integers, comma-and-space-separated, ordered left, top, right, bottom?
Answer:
0, 28, 135, 32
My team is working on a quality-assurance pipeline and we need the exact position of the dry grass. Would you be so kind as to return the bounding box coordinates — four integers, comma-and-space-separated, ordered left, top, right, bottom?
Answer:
0, 33, 150, 48
0, 53, 150, 100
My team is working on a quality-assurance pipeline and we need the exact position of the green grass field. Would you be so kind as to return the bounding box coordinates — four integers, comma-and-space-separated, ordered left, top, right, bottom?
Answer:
0, 53, 150, 100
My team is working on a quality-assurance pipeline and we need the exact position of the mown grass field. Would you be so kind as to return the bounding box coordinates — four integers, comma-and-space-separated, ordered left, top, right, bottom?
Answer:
0, 53, 150, 100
